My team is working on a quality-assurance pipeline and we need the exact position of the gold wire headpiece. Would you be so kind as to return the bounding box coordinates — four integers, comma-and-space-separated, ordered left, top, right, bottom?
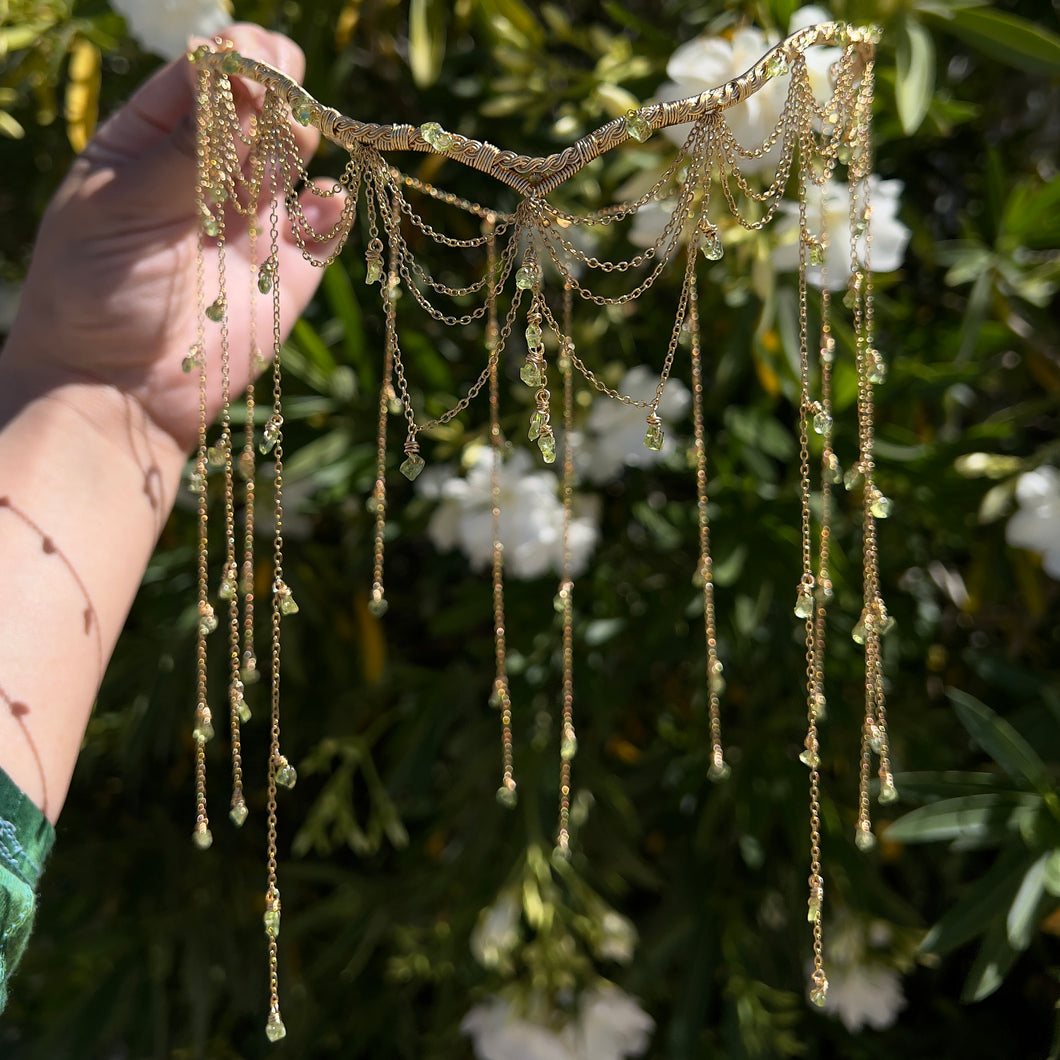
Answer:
187, 22, 888, 1041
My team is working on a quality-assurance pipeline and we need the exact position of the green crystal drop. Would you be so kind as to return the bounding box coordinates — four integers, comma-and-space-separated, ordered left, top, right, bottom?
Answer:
700, 229, 723, 261
623, 109, 651, 143
707, 758, 731, 782
205, 298, 225, 323
868, 348, 887, 385
367, 595, 389, 617
855, 824, 877, 851
259, 418, 282, 455
794, 589, 814, 620
807, 884, 823, 922
538, 431, 557, 464
708, 670, 726, 696
236, 697, 252, 725
265, 1011, 287, 1043
187, 469, 205, 494
182, 345, 203, 373
809, 242, 825, 266
764, 53, 790, 78
275, 756, 298, 789
257, 261, 274, 295
230, 799, 249, 827
560, 731, 578, 761
219, 574, 237, 601
203, 216, 220, 238
878, 777, 899, 804
852, 613, 869, 645
292, 100, 313, 126
188, 44, 210, 62
799, 747, 819, 768
264, 908, 281, 939
192, 825, 213, 850
221, 50, 241, 74
420, 121, 453, 150
275, 581, 299, 615
520, 359, 544, 388
366, 257, 384, 284
515, 265, 538, 290
843, 286, 858, 310
843, 465, 863, 490
528, 409, 548, 441
809, 978, 829, 1006
496, 782, 518, 808
241, 652, 260, 685
193, 709, 214, 743
237, 450, 255, 481
644, 419, 664, 452
198, 604, 218, 636
525, 321, 543, 348
207, 439, 229, 468
812, 407, 833, 435
400, 453, 425, 480
870, 492, 893, 519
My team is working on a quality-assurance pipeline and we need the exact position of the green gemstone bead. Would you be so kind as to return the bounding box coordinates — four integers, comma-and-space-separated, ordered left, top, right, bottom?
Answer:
221, 51, 241, 74
855, 824, 876, 851
420, 121, 454, 150
525, 322, 543, 348
707, 759, 731, 782
367, 595, 388, 617
275, 582, 299, 615
264, 908, 281, 938
764, 53, 789, 79
203, 216, 220, 238
528, 409, 548, 441
623, 110, 651, 143
809, 242, 825, 266
198, 604, 218, 636
496, 783, 518, 808
520, 359, 544, 388
799, 747, 819, 768
794, 590, 814, 620
265, 1011, 287, 1042
182, 345, 203, 373
366, 257, 384, 284
538, 431, 557, 464
205, 298, 225, 322
400, 453, 425, 480
870, 492, 893, 519
700, 230, 723, 261
257, 262, 274, 295
644, 419, 664, 451
292, 100, 313, 126
230, 799, 249, 827
515, 265, 537, 290
878, 779, 899, 804
560, 731, 578, 761
809, 979, 828, 1006
192, 825, 213, 850
812, 407, 833, 436
275, 756, 298, 789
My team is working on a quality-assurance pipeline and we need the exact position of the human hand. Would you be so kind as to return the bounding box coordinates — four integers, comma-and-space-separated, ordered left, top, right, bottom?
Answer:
3, 23, 344, 454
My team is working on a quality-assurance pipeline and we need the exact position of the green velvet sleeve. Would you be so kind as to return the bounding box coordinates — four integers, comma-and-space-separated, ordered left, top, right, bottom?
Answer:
0, 766, 54, 1013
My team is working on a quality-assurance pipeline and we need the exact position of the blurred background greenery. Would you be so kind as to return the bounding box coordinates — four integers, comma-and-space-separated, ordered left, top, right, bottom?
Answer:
2, 0, 1060, 1056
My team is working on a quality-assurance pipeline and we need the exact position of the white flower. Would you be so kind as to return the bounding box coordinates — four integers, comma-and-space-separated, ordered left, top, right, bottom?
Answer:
471, 890, 523, 970
417, 447, 600, 580
1006, 467, 1060, 578
577, 366, 690, 485
462, 987, 654, 1060
657, 8, 839, 175
772, 176, 911, 289
822, 963, 907, 1033
112, 0, 231, 59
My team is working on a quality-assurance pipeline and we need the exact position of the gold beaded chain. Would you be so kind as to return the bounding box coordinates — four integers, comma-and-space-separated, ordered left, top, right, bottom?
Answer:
187, 22, 887, 1039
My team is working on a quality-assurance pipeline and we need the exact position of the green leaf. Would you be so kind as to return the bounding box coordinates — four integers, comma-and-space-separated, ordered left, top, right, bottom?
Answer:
949, 688, 1053, 796
1044, 850, 1060, 897
895, 16, 935, 134
922, 850, 1034, 956
885, 791, 1040, 844
962, 918, 1020, 1002
935, 8, 1060, 75
1008, 852, 1048, 950
409, 0, 448, 88
891, 771, 1022, 800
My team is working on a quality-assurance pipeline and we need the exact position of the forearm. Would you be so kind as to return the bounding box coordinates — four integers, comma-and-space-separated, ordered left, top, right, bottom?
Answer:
0, 352, 186, 822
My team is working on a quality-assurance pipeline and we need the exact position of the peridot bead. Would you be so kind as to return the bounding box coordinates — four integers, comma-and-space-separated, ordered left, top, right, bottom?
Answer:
230, 799, 249, 827
400, 453, 425, 480
420, 121, 453, 150
221, 50, 241, 75
623, 109, 651, 143
265, 1010, 287, 1042
515, 265, 538, 290
537, 431, 557, 464
275, 755, 297, 789
496, 782, 518, 808
700, 229, 723, 261
644, 418, 664, 452
205, 298, 225, 323
520, 359, 544, 388
192, 825, 213, 850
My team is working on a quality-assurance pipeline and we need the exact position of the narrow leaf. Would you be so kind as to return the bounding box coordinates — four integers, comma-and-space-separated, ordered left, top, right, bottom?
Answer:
962, 919, 1020, 1002
409, 0, 447, 87
949, 688, 1053, 796
922, 851, 1033, 956
1007, 852, 1048, 950
940, 8, 1060, 74
895, 17, 935, 134
884, 792, 1039, 843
